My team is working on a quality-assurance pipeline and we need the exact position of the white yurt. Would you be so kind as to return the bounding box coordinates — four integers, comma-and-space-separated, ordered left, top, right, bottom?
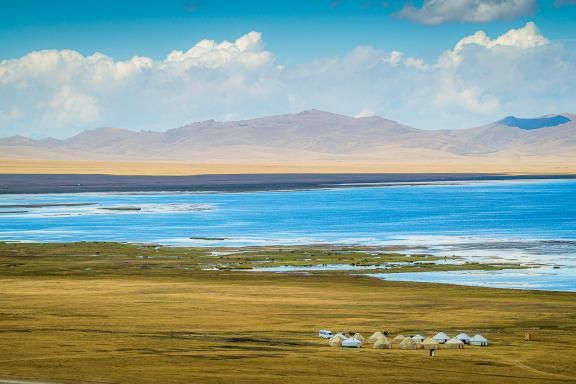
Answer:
329, 334, 347, 347
444, 338, 465, 349
433, 332, 450, 344
373, 337, 392, 349
319, 330, 333, 339
342, 337, 362, 348
469, 334, 489, 346
368, 331, 385, 343
353, 333, 365, 342
455, 333, 471, 344
412, 334, 425, 343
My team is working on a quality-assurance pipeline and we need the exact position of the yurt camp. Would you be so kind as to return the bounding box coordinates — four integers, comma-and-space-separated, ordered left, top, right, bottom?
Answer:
444, 338, 465, 349
433, 332, 450, 344
469, 334, 489, 346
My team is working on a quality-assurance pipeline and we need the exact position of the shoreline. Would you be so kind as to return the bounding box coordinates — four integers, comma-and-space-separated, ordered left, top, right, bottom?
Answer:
1, 240, 565, 293
1, 172, 576, 195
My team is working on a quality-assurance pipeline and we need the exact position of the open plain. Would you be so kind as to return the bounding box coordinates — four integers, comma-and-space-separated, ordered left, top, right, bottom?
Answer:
0, 242, 574, 384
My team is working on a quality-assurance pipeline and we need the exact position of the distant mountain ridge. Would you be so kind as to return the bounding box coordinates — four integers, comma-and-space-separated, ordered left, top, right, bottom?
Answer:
1, 110, 574, 164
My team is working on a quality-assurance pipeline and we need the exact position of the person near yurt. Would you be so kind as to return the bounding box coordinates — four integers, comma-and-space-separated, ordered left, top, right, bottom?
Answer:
368, 331, 385, 343
342, 337, 362, 348
469, 334, 489, 346
353, 333, 365, 342
399, 337, 418, 350
432, 331, 450, 344
373, 336, 392, 349
455, 332, 471, 344
444, 338, 465, 349
391, 334, 405, 346
329, 334, 347, 347
412, 334, 425, 343
422, 337, 440, 350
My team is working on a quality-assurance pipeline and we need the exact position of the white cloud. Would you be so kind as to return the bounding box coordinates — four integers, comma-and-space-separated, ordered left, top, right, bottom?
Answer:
164, 31, 272, 70
0, 25, 575, 137
0, 31, 277, 136
397, 0, 536, 25
439, 21, 549, 66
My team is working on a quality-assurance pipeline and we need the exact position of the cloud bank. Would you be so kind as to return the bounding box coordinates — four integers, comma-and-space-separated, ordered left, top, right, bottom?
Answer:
0, 22, 575, 137
396, 0, 536, 25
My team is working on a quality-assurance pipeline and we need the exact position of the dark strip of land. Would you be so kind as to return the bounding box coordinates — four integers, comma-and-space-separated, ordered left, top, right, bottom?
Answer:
1, 173, 575, 194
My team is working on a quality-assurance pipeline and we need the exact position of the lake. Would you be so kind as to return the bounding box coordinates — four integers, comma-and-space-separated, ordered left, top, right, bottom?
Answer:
1, 179, 575, 291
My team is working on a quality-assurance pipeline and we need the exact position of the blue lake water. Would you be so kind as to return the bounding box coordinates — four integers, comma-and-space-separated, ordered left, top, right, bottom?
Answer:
1, 179, 575, 291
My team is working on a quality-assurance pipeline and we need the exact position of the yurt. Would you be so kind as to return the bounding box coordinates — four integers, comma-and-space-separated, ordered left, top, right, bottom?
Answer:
399, 337, 418, 350
319, 330, 334, 339
433, 332, 450, 344
353, 333, 365, 342
444, 338, 465, 349
342, 337, 362, 348
422, 337, 440, 350
329, 334, 347, 347
469, 334, 489, 346
455, 333, 470, 344
373, 337, 392, 349
368, 331, 385, 343
412, 334, 425, 343
391, 334, 406, 345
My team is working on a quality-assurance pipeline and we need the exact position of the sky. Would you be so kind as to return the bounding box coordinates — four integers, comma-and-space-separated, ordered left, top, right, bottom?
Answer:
1, 0, 575, 138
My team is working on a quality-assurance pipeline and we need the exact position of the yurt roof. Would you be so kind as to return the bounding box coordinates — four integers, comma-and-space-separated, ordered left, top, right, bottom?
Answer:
470, 334, 487, 342
433, 332, 449, 339
353, 333, 365, 341
412, 334, 424, 340
456, 332, 470, 339
392, 334, 405, 342
446, 338, 464, 344
369, 331, 384, 339
400, 337, 415, 346
423, 337, 439, 345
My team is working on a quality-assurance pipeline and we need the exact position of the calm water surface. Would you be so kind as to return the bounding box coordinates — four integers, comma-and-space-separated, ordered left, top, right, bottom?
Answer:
1, 179, 575, 291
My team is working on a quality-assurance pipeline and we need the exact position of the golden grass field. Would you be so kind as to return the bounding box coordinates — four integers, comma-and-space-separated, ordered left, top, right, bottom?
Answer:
2, 157, 576, 175
0, 243, 575, 383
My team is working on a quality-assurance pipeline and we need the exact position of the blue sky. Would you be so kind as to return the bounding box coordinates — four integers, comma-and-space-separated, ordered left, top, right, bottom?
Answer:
2, 0, 575, 63
1, 0, 576, 137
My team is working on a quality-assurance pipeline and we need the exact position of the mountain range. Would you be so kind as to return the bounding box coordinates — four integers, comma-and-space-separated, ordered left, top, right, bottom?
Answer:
1, 110, 575, 167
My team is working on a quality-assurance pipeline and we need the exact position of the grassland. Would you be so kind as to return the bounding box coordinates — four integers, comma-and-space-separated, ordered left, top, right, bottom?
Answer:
0, 242, 575, 384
